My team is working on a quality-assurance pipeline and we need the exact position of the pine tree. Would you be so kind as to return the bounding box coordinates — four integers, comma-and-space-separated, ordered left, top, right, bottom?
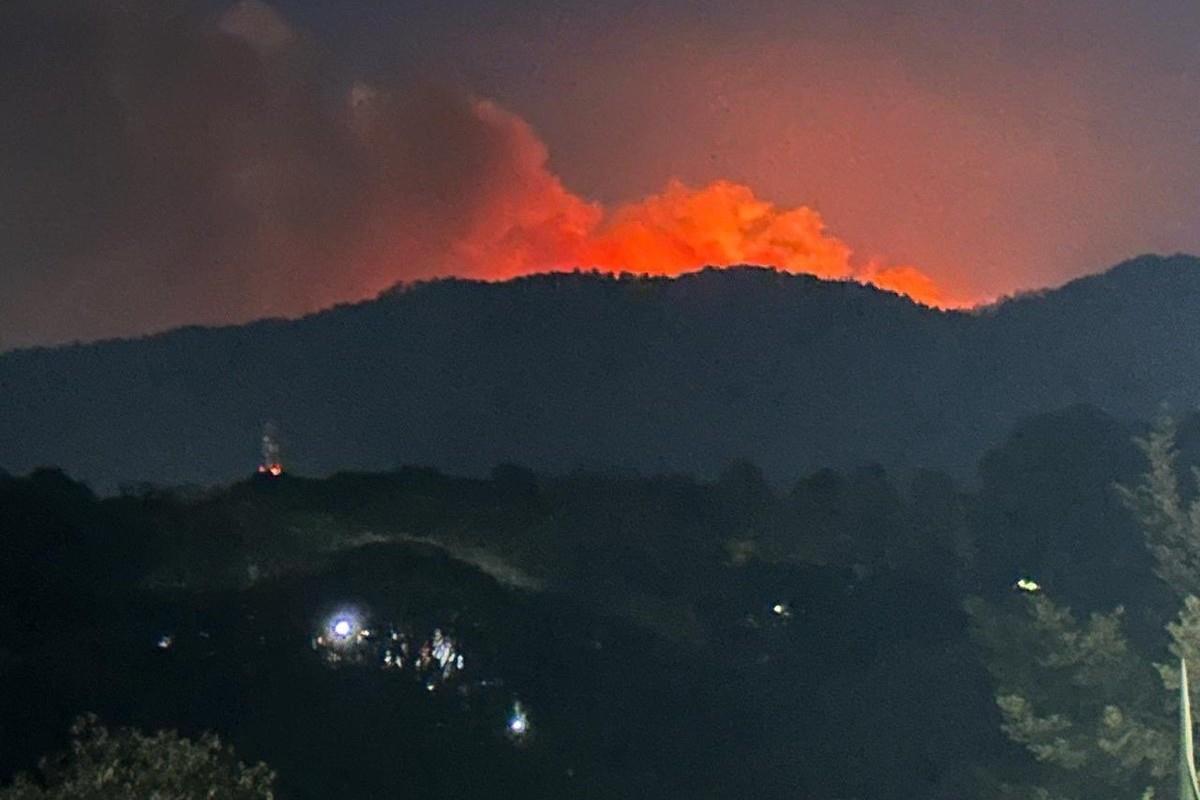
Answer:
969, 415, 1200, 799
1115, 417, 1200, 600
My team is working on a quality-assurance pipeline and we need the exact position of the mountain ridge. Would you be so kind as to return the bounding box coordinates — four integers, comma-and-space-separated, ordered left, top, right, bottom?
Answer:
3, 254, 1198, 490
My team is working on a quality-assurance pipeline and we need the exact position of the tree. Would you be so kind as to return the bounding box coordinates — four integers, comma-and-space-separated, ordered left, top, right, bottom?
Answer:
0, 715, 276, 799
1115, 416, 1200, 601
969, 415, 1200, 799
968, 594, 1171, 799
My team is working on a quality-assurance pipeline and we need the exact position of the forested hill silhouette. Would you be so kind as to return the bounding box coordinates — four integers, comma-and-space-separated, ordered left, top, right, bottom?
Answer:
3, 254, 1199, 491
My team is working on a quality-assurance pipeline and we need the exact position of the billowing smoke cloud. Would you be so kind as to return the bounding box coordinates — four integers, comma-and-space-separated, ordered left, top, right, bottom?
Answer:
0, 0, 957, 350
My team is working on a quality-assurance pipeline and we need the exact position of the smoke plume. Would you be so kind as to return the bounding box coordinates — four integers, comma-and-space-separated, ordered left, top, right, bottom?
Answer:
0, 0, 960, 349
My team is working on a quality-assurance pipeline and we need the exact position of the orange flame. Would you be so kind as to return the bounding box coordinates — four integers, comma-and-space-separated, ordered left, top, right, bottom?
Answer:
363, 97, 975, 310
859, 263, 973, 309
578, 180, 854, 281
446, 104, 966, 307
480, 178, 968, 307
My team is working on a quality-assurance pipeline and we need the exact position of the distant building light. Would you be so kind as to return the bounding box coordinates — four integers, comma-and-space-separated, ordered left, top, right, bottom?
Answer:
1015, 577, 1042, 593
507, 701, 530, 738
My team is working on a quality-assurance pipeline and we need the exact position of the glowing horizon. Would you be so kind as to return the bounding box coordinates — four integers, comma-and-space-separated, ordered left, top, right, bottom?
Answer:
433, 261, 983, 311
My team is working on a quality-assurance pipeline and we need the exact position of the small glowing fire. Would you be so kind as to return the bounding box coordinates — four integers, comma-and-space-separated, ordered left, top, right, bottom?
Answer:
258, 422, 283, 477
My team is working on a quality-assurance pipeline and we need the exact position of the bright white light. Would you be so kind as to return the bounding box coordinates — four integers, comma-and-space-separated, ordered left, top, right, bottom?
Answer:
772, 604, 785, 614
333, 619, 353, 637
507, 701, 530, 737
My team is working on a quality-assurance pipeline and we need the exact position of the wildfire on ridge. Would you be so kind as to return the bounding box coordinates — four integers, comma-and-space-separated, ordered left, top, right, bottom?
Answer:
860, 264, 973, 309
452, 171, 972, 309
258, 423, 283, 477
345, 94, 976, 314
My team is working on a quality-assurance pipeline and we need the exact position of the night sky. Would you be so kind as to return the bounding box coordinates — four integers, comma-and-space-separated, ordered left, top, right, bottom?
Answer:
3, 0, 1198, 348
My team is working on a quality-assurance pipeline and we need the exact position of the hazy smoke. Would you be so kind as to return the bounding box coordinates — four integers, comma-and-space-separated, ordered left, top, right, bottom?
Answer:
0, 0, 956, 350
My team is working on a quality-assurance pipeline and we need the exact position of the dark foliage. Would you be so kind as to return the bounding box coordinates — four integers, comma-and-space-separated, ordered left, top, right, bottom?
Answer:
0, 404, 1176, 798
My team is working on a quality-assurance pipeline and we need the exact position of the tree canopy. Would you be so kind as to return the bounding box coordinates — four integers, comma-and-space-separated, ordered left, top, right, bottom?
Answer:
0, 716, 275, 800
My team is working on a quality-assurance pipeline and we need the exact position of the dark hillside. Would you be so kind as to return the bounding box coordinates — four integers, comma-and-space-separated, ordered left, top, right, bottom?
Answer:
3, 256, 1199, 491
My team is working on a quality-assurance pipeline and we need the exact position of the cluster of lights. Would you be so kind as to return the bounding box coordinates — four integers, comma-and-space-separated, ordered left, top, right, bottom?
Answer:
314, 610, 466, 689
313, 606, 528, 745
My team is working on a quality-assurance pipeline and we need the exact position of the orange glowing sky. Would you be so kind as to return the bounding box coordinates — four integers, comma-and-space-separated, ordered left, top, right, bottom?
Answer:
415, 100, 973, 309
5, 0, 1199, 348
